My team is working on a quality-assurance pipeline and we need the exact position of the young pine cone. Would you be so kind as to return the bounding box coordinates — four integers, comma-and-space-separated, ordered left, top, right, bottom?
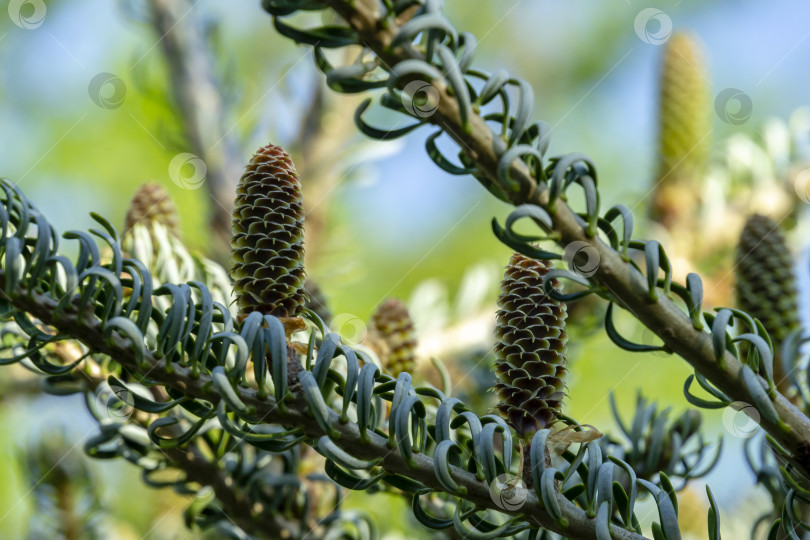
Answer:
123, 183, 181, 238
368, 298, 417, 377
735, 215, 799, 354
230, 144, 307, 319
494, 253, 568, 439
652, 33, 710, 228
657, 32, 710, 183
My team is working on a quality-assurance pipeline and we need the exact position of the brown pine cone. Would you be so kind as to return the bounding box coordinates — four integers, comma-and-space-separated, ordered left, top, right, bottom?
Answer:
368, 298, 418, 377
494, 253, 568, 439
230, 144, 307, 319
123, 183, 181, 238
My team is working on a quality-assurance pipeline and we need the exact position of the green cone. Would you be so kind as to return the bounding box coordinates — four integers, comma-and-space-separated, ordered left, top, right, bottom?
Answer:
494, 253, 568, 439
230, 144, 307, 319
652, 33, 710, 227
658, 32, 710, 181
735, 214, 799, 353
369, 298, 418, 377
123, 183, 181, 238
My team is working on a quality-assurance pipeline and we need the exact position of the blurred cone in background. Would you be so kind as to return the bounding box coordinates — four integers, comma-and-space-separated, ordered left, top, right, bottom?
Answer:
646, 31, 738, 305
123, 183, 181, 239
367, 298, 418, 378
651, 32, 711, 230
121, 183, 233, 310
647, 34, 810, 310
735, 214, 800, 394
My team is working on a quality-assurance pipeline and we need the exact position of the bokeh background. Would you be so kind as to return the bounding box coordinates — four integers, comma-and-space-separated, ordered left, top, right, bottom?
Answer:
1, 0, 810, 538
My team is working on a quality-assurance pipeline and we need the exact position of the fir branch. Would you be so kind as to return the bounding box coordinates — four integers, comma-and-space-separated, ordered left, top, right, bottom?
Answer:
3, 280, 646, 540
274, 0, 810, 478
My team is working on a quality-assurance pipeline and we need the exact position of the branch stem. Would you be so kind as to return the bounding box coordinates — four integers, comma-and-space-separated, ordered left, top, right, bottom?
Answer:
319, 0, 810, 475
6, 284, 648, 540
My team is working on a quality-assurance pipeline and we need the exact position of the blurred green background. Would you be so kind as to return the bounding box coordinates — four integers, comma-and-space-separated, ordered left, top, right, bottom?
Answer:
1, 0, 809, 538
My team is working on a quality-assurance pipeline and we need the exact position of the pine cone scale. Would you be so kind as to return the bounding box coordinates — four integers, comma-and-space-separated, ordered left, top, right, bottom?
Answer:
735, 215, 799, 395
735, 215, 799, 348
494, 253, 569, 439
368, 298, 418, 377
123, 183, 181, 240
230, 143, 308, 319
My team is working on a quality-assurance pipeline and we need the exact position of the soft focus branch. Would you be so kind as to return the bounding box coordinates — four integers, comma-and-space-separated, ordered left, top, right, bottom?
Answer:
4, 282, 647, 540
163, 445, 299, 538
72, 360, 297, 538
147, 0, 243, 258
